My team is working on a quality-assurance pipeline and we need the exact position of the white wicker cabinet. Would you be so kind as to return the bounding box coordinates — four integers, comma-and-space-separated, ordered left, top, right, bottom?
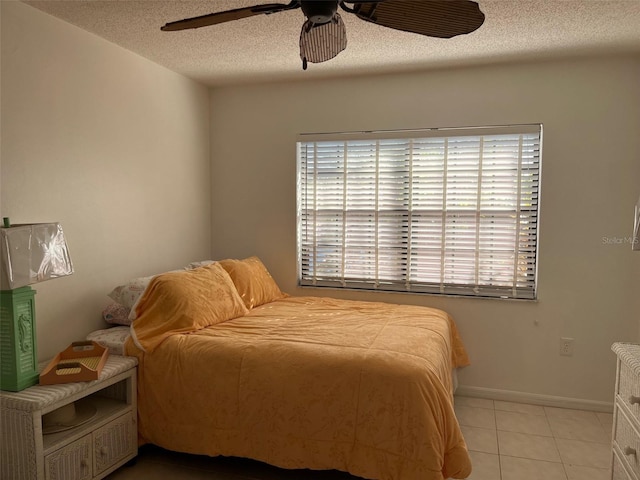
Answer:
612, 343, 640, 480
0, 355, 137, 480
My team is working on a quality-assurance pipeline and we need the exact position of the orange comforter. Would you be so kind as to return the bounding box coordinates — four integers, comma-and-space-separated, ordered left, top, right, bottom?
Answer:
125, 296, 471, 480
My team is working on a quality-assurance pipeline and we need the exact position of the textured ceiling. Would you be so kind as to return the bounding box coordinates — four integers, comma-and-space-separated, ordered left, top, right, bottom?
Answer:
23, 0, 640, 86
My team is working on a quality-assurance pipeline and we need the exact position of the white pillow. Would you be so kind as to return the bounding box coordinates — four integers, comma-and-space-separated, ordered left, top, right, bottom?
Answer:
109, 270, 182, 311
108, 275, 154, 310
86, 326, 130, 356
188, 260, 215, 269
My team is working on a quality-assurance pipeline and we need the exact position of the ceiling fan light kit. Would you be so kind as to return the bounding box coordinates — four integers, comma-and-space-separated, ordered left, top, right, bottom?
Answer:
300, 13, 347, 70
161, 0, 485, 70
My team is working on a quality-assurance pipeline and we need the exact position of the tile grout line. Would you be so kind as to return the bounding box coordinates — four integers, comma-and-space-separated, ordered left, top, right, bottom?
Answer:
492, 402, 504, 480
545, 408, 569, 480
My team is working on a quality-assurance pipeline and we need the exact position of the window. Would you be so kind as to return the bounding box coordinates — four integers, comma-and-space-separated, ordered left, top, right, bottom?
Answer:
297, 125, 542, 300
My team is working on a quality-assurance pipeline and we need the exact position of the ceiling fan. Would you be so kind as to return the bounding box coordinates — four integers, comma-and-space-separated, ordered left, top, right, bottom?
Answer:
161, 0, 485, 70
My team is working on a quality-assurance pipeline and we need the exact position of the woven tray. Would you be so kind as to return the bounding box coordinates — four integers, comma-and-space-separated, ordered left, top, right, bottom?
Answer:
39, 341, 109, 385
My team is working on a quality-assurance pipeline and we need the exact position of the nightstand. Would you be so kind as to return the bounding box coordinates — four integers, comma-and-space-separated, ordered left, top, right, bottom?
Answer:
0, 355, 138, 480
612, 343, 640, 480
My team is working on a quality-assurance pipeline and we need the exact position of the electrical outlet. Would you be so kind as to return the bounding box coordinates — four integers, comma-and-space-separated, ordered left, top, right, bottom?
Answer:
560, 337, 574, 356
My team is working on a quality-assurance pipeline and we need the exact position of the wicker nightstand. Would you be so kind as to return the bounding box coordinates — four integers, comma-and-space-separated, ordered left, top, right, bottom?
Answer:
0, 355, 138, 480
612, 343, 640, 480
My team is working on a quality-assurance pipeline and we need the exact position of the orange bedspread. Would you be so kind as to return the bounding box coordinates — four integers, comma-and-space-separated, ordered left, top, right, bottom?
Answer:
125, 296, 471, 480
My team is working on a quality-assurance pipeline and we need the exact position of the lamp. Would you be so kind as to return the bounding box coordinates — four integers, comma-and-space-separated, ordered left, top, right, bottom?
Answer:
0, 220, 73, 391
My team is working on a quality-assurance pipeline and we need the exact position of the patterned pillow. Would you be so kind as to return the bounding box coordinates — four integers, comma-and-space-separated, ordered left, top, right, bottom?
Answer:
107, 275, 154, 309
188, 260, 215, 269
108, 268, 189, 310
87, 326, 130, 355
102, 302, 132, 326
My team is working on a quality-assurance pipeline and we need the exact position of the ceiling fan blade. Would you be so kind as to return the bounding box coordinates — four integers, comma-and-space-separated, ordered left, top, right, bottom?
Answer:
350, 0, 485, 38
161, 1, 300, 31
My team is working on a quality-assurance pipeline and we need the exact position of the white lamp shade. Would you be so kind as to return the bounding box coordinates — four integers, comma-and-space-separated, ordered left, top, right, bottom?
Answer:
0, 223, 74, 290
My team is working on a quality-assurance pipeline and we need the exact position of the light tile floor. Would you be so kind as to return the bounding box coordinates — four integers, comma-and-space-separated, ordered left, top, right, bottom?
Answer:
106, 396, 613, 480
454, 396, 612, 480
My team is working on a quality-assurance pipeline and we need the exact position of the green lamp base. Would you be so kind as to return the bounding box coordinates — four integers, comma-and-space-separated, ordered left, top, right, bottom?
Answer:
0, 286, 39, 391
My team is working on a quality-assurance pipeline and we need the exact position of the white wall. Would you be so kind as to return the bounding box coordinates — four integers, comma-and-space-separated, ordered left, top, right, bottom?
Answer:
3, 0, 637, 406
209, 56, 640, 405
1, 2, 212, 360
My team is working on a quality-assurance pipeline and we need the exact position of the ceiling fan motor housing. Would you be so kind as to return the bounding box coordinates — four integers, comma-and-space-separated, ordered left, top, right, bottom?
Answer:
301, 0, 339, 24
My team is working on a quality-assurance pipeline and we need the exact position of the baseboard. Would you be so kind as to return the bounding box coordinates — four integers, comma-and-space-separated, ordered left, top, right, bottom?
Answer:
455, 385, 614, 413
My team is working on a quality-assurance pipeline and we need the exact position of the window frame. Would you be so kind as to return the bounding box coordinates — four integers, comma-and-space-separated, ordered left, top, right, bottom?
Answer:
296, 124, 543, 300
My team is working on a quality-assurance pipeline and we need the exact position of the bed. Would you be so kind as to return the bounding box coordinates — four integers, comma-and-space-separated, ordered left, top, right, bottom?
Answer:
102, 257, 471, 480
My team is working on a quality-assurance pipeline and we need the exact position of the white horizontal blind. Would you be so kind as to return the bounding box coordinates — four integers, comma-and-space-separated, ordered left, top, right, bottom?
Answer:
297, 125, 542, 299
